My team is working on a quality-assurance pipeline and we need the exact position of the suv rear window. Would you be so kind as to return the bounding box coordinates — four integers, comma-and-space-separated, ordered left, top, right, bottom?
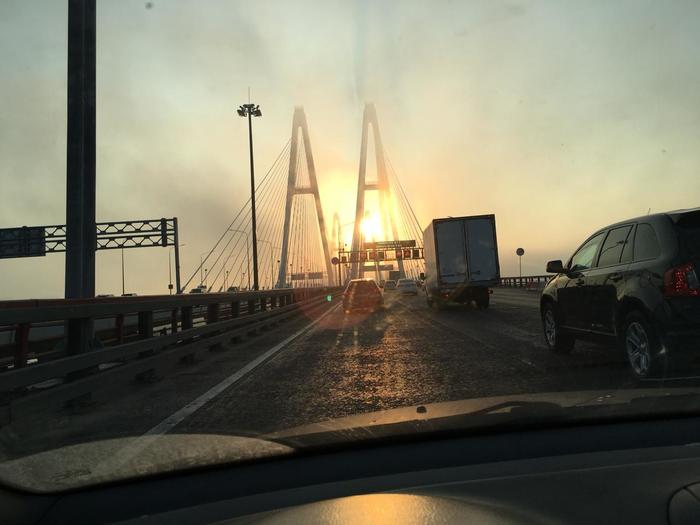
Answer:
634, 223, 661, 260
348, 281, 379, 295
675, 211, 700, 257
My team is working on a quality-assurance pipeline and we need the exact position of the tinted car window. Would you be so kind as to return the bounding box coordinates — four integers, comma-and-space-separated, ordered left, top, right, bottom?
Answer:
598, 226, 633, 267
620, 225, 635, 263
570, 232, 605, 271
676, 212, 700, 256
349, 281, 378, 295
634, 223, 661, 260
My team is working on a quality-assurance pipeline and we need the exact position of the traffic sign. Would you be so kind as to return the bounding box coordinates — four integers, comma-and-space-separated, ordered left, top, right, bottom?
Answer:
364, 240, 416, 250
516, 247, 525, 256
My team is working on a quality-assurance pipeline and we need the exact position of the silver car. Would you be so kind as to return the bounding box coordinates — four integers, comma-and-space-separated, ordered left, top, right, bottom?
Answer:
397, 278, 418, 295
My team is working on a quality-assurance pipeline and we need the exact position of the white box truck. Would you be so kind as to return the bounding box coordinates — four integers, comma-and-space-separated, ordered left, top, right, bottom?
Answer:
422, 214, 500, 309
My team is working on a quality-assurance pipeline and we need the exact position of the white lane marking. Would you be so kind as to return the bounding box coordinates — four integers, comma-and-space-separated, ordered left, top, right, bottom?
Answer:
89, 303, 340, 477
145, 302, 340, 436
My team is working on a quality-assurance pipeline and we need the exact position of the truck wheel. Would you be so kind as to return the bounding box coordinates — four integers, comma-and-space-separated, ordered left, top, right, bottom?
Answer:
475, 290, 490, 310
622, 312, 665, 380
542, 302, 574, 354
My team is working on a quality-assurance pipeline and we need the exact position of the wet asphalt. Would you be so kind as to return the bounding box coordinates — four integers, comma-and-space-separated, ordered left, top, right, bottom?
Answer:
175, 289, 639, 436
2, 289, 660, 459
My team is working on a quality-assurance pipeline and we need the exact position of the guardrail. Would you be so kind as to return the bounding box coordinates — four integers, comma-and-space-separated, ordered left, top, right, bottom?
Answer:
0, 288, 339, 424
499, 275, 551, 289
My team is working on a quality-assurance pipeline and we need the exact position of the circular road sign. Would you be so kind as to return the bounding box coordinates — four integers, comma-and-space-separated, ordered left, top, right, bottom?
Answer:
331, 257, 340, 265
516, 248, 525, 256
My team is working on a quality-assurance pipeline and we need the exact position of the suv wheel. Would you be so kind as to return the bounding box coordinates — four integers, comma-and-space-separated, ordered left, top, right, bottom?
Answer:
623, 312, 664, 380
542, 302, 575, 354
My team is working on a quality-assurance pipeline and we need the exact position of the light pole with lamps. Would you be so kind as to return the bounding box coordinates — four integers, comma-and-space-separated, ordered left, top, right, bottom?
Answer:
229, 229, 251, 291
237, 101, 262, 291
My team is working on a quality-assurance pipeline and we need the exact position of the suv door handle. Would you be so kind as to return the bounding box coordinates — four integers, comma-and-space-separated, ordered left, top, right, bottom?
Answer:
575, 279, 585, 287
609, 272, 623, 282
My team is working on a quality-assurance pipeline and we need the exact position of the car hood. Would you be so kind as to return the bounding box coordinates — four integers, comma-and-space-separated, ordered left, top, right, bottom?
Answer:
3, 387, 700, 492
266, 387, 700, 447
0, 433, 293, 492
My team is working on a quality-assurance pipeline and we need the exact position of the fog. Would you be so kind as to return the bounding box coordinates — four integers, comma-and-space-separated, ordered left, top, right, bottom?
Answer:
2, 0, 699, 298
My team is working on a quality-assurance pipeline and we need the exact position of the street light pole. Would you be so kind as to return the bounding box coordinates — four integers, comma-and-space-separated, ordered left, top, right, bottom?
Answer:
237, 102, 262, 291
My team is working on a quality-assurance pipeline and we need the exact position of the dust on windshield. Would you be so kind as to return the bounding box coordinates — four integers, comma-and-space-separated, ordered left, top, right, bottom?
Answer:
1, 0, 700, 491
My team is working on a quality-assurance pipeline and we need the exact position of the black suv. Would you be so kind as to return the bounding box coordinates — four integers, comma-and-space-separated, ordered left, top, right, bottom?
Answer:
541, 208, 700, 379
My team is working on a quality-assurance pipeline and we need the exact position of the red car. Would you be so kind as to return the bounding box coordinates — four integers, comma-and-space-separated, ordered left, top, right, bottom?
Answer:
343, 279, 384, 313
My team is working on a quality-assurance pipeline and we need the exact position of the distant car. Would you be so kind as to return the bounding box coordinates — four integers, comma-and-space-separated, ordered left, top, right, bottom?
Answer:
96, 294, 115, 298
396, 278, 418, 295
227, 286, 240, 292
189, 286, 207, 294
343, 279, 384, 313
541, 208, 700, 380
383, 280, 397, 291
121, 293, 138, 297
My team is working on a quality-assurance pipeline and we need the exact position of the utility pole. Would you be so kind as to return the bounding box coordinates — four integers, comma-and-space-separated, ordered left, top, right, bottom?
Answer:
237, 102, 262, 290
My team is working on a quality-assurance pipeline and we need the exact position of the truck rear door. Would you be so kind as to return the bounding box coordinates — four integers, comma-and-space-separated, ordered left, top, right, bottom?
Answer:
465, 217, 499, 282
435, 221, 467, 284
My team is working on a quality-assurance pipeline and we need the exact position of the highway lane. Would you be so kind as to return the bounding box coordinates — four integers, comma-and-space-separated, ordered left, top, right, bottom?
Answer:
174, 289, 636, 437
2, 288, 672, 462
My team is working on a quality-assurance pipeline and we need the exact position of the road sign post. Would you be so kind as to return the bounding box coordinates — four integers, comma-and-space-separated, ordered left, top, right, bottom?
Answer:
516, 247, 525, 280
332, 256, 340, 287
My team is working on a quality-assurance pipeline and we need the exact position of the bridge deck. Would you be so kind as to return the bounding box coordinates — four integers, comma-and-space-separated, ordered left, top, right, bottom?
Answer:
1, 288, 650, 467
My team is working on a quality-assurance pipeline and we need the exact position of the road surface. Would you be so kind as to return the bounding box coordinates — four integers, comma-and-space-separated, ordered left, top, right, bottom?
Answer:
3, 288, 651, 460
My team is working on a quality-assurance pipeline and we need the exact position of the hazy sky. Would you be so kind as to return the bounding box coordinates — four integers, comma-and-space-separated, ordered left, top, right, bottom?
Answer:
2, 0, 700, 298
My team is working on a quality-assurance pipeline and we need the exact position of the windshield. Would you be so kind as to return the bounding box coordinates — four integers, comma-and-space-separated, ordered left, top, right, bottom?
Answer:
2, 0, 700, 492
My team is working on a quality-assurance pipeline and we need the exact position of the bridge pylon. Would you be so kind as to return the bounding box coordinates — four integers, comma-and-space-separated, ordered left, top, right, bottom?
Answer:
276, 107, 334, 288
350, 103, 405, 280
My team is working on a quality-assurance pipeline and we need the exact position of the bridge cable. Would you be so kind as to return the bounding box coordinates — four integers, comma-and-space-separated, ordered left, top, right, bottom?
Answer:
206, 144, 291, 291
181, 139, 291, 291
205, 145, 290, 291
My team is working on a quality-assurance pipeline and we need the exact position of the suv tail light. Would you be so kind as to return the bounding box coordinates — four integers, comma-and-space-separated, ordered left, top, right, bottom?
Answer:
664, 263, 700, 297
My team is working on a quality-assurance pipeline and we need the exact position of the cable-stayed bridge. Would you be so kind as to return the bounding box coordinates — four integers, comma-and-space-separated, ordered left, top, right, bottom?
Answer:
188, 103, 424, 293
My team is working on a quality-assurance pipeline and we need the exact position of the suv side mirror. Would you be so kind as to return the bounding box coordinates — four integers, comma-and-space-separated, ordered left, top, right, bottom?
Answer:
546, 260, 566, 274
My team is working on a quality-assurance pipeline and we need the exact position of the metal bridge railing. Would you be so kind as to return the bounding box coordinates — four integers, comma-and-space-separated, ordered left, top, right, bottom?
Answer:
0, 288, 340, 424
499, 275, 552, 289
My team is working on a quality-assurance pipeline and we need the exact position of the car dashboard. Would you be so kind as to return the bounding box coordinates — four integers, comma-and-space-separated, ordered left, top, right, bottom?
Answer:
5, 416, 700, 524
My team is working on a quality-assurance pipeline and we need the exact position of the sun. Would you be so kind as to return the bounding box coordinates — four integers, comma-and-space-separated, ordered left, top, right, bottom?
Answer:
361, 212, 383, 241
